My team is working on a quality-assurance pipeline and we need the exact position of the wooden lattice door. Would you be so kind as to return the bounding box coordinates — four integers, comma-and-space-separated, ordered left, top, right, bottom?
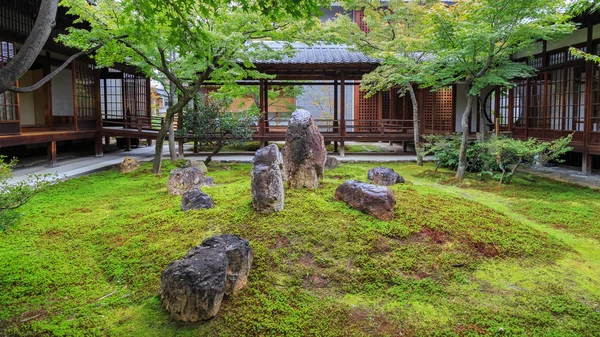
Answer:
423, 87, 454, 133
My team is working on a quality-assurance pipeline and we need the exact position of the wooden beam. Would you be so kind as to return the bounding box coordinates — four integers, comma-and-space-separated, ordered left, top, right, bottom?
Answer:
95, 137, 103, 157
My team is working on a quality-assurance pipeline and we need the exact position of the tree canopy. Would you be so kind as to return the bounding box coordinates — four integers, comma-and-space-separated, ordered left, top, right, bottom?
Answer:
423, 0, 575, 180
59, 0, 325, 173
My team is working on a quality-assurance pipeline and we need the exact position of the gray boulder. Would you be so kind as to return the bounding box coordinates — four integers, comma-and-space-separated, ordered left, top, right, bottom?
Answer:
283, 109, 327, 189
181, 188, 214, 211
251, 144, 284, 213
167, 167, 214, 195
160, 235, 253, 322
368, 167, 405, 186
334, 180, 396, 221
183, 159, 208, 174
325, 156, 340, 170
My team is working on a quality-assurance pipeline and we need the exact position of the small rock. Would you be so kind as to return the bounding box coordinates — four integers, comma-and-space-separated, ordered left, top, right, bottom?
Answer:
367, 167, 405, 186
167, 167, 214, 195
118, 156, 139, 173
325, 156, 340, 170
160, 235, 253, 322
251, 144, 284, 213
183, 159, 208, 174
283, 109, 327, 189
181, 188, 214, 211
334, 180, 396, 221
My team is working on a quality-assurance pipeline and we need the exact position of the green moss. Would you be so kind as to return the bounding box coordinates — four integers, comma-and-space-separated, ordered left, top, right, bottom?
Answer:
1, 162, 599, 336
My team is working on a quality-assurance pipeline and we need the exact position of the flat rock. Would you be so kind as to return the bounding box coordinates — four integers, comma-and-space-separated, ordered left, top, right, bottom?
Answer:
181, 188, 214, 211
283, 109, 327, 189
118, 156, 139, 173
251, 144, 284, 213
167, 167, 214, 195
368, 167, 405, 186
334, 180, 396, 221
160, 235, 253, 322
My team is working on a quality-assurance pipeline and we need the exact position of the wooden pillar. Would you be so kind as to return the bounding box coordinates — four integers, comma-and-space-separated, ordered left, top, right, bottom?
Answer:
44, 52, 52, 127
47, 141, 58, 167
582, 153, 593, 175
258, 80, 265, 146
402, 141, 408, 152
104, 136, 110, 146
125, 138, 131, 151
95, 137, 103, 157
340, 72, 346, 157
193, 141, 199, 153
494, 87, 501, 136
147, 139, 152, 146
583, 22, 594, 175
333, 79, 339, 153
71, 62, 79, 131
263, 80, 269, 147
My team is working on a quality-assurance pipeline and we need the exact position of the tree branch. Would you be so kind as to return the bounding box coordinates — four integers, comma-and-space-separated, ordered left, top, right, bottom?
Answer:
8, 45, 102, 93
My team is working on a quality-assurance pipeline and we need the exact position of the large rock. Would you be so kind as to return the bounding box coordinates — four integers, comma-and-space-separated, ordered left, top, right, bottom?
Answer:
160, 235, 253, 322
181, 188, 214, 211
325, 156, 340, 170
367, 167, 405, 186
283, 109, 327, 189
334, 180, 396, 221
167, 167, 214, 195
118, 156, 139, 173
183, 159, 208, 174
251, 144, 284, 213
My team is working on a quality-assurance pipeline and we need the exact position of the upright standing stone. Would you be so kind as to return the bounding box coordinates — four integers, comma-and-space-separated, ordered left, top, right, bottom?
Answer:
160, 235, 253, 322
251, 144, 284, 213
283, 109, 327, 189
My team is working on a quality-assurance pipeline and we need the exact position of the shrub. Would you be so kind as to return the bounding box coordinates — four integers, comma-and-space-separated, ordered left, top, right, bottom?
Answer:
423, 134, 573, 184
422, 134, 496, 173
178, 97, 257, 164
481, 134, 573, 184
0, 156, 57, 231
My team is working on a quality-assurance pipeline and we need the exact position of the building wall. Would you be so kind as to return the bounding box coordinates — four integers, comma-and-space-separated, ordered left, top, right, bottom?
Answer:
18, 69, 45, 126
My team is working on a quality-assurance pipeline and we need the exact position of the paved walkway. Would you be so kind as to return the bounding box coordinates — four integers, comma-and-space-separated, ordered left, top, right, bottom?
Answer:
524, 165, 600, 190
8, 146, 429, 184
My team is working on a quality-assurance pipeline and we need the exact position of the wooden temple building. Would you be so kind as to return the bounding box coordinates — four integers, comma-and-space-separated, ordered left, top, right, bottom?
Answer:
1, 2, 600, 174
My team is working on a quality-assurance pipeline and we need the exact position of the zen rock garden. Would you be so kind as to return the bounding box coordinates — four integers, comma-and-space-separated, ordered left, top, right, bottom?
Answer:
159, 110, 406, 321
160, 235, 253, 322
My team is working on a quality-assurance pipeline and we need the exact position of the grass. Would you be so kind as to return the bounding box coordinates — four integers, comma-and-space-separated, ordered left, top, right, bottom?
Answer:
1, 162, 599, 336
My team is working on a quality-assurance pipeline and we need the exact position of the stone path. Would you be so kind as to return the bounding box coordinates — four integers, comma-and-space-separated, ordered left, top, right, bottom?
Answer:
524, 165, 600, 190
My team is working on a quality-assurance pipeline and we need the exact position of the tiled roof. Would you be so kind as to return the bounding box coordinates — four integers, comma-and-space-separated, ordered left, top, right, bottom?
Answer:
254, 42, 381, 65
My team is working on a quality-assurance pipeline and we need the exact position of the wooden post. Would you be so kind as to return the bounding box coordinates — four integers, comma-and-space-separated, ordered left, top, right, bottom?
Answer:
402, 141, 408, 152
264, 80, 269, 138
95, 137, 103, 157
44, 52, 52, 127
582, 153, 593, 175
495, 87, 501, 136
258, 80, 265, 146
334, 79, 339, 153
47, 141, 58, 167
71, 62, 79, 131
104, 136, 110, 146
340, 72, 346, 157
125, 138, 131, 151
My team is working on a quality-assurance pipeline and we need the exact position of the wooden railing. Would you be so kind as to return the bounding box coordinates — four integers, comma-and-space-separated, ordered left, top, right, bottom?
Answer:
255, 118, 414, 135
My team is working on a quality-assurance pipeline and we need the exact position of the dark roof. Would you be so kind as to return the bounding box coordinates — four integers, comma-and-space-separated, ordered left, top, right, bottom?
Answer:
254, 42, 380, 65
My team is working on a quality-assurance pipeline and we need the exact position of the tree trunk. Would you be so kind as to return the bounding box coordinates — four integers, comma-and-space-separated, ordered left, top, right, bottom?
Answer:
204, 143, 223, 165
0, 0, 58, 94
407, 84, 423, 166
478, 95, 489, 141
456, 82, 474, 181
152, 95, 196, 174
167, 81, 177, 161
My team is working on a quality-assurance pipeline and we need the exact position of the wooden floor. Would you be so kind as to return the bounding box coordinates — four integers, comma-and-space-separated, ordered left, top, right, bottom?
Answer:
0, 130, 99, 147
